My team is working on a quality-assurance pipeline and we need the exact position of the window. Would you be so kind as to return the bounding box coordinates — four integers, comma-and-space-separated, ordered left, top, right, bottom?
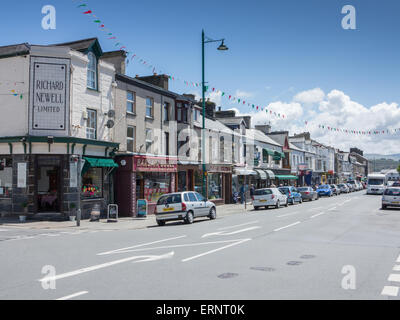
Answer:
163, 102, 170, 121
146, 128, 152, 152
188, 192, 197, 202
193, 109, 199, 122
87, 52, 97, 90
146, 97, 154, 118
208, 173, 222, 200
0, 157, 12, 198
127, 91, 135, 113
164, 132, 169, 156
82, 167, 103, 199
195, 192, 205, 201
177, 103, 188, 123
127, 126, 135, 153
86, 109, 97, 139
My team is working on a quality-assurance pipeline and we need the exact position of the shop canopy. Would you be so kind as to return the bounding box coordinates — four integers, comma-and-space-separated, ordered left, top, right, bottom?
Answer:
81, 157, 119, 176
234, 168, 258, 176
264, 149, 276, 156
276, 175, 298, 180
254, 169, 267, 180
265, 170, 275, 179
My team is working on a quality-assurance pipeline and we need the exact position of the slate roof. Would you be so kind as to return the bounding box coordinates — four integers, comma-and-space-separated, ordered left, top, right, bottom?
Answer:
0, 43, 30, 59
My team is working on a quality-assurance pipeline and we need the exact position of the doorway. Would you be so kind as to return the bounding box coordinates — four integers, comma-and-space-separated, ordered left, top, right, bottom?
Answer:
36, 156, 62, 213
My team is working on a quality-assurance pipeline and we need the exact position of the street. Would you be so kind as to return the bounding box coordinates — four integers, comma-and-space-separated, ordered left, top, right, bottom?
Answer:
0, 190, 399, 300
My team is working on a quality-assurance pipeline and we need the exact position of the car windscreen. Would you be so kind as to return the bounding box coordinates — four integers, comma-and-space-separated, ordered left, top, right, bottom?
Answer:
298, 188, 309, 192
157, 194, 182, 205
368, 179, 385, 186
279, 188, 290, 193
384, 188, 400, 196
318, 185, 329, 189
254, 189, 272, 196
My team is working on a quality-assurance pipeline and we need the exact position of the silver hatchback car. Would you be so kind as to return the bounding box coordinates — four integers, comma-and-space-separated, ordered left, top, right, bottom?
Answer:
155, 192, 216, 226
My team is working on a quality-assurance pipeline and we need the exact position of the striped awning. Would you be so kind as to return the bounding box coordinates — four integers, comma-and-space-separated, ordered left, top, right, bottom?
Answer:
254, 169, 267, 180
265, 170, 275, 179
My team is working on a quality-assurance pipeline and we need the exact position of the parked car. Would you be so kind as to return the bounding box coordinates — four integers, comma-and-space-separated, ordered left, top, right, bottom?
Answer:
392, 181, 400, 187
317, 184, 333, 197
155, 192, 216, 226
252, 188, 288, 210
346, 183, 355, 192
381, 187, 400, 210
278, 186, 303, 204
347, 180, 358, 191
297, 186, 318, 201
330, 184, 341, 196
337, 183, 350, 193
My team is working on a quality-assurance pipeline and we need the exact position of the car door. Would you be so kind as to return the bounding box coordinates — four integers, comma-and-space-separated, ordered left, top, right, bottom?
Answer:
194, 192, 209, 216
187, 192, 202, 217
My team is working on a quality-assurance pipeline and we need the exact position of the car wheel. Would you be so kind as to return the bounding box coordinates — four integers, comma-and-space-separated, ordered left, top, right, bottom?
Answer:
185, 211, 194, 224
285, 200, 289, 207
157, 220, 165, 226
275, 200, 280, 209
381, 204, 387, 210
299, 198, 303, 204
254, 206, 260, 211
209, 207, 216, 220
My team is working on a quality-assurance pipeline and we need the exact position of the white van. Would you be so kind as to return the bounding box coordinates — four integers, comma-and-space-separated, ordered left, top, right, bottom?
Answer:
367, 173, 387, 195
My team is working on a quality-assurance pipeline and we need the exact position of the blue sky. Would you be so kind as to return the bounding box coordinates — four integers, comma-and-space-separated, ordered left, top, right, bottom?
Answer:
1, 0, 400, 153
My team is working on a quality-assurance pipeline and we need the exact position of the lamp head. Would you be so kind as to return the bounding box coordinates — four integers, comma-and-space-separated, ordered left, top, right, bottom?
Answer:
217, 40, 228, 51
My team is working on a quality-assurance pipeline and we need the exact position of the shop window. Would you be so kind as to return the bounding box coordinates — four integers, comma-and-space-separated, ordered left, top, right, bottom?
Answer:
207, 173, 222, 200
82, 167, 103, 198
143, 173, 171, 203
178, 171, 187, 192
0, 157, 12, 198
194, 171, 203, 194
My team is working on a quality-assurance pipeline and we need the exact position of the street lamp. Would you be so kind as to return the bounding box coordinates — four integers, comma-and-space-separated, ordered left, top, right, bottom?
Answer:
201, 29, 228, 197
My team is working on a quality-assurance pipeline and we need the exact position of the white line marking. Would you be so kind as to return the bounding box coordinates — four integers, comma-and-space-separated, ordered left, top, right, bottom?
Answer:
397, 255, 400, 263
39, 252, 174, 282
182, 239, 251, 262
202, 226, 261, 238
327, 207, 337, 211
273, 221, 301, 232
309, 207, 324, 211
277, 212, 299, 218
310, 212, 326, 219
0, 229, 9, 232
217, 221, 259, 230
381, 286, 399, 297
56, 291, 89, 300
388, 274, 400, 283
97, 235, 186, 256
393, 265, 400, 272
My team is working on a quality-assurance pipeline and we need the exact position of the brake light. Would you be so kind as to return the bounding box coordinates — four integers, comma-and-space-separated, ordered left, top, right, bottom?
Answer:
305, 192, 310, 195
251, 196, 254, 200
271, 195, 275, 199
182, 203, 187, 211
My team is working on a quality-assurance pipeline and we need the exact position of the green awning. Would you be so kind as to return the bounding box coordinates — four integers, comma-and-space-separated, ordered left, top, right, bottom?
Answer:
265, 149, 275, 156
276, 175, 298, 180
81, 157, 118, 176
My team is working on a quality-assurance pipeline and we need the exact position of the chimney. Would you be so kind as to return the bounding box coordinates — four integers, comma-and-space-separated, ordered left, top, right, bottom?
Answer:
100, 50, 127, 75
136, 74, 169, 90
255, 124, 272, 135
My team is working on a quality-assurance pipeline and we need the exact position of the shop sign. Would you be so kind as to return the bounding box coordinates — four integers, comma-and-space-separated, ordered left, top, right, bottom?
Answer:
29, 56, 70, 136
135, 156, 177, 172
137, 199, 148, 218
206, 165, 232, 173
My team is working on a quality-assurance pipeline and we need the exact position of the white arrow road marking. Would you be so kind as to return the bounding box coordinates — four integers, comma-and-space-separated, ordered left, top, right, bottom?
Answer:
381, 286, 399, 297
97, 239, 249, 255
217, 221, 259, 231
202, 226, 261, 238
273, 221, 301, 232
277, 212, 299, 218
0, 229, 9, 232
97, 235, 186, 256
327, 207, 337, 211
38, 252, 174, 283
393, 265, 400, 271
182, 238, 251, 262
310, 212, 326, 219
388, 274, 400, 283
56, 291, 89, 300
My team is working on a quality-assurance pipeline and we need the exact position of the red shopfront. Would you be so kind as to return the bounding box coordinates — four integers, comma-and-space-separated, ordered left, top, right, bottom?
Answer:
115, 155, 177, 217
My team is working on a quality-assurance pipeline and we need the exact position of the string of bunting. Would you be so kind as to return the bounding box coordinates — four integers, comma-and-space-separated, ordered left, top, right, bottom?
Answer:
71, 0, 400, 136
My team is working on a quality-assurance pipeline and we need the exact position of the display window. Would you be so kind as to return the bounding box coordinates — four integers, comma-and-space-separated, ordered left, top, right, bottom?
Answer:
143, 173, 171, 203
0, 157, 12, 198
82, 167, 103, 199
207, 173, 222, 200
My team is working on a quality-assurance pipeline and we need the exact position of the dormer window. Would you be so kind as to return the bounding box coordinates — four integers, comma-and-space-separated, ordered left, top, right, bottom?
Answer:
87, 52, 97, 90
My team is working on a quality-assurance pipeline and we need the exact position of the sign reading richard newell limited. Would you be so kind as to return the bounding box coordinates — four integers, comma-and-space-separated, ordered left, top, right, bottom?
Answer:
29, 57, 70, 135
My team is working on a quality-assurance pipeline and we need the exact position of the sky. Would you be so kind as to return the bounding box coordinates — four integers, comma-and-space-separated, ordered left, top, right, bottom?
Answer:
1, 0, 400, 154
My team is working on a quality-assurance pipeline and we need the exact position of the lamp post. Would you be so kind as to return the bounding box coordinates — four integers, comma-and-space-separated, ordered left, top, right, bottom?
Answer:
201, 29, 228, 197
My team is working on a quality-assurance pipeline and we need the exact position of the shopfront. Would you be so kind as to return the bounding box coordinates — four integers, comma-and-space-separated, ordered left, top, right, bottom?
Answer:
206, 165, 232, 205
115, 155, 177, 217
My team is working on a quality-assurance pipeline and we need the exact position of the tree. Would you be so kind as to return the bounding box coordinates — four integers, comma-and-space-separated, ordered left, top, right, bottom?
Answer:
397, 164, 400, 174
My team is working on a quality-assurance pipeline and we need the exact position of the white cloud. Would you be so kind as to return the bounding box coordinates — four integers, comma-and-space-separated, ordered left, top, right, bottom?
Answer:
294, 88, 325, 105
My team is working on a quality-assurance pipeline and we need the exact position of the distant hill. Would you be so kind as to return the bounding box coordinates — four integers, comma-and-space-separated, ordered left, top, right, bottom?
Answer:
366, 157, 400, 172
365, 153, 400, 161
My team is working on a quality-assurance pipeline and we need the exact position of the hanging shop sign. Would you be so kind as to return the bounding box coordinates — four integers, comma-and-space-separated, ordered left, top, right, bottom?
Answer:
29, 56, 71, 136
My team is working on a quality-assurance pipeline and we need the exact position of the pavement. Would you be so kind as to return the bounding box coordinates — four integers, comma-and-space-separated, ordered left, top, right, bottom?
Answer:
1, 190, 400, 300
0, 203, 252, 231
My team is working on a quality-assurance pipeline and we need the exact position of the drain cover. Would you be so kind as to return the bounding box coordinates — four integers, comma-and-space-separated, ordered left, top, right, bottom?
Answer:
300, 255, 316, 259
218, 273, 239, 279
287, 261, 302, 266
250, 267, 275, 272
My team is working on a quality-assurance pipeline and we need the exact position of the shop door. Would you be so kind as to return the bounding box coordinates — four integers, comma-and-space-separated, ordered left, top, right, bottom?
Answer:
36, 157, 62, 213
